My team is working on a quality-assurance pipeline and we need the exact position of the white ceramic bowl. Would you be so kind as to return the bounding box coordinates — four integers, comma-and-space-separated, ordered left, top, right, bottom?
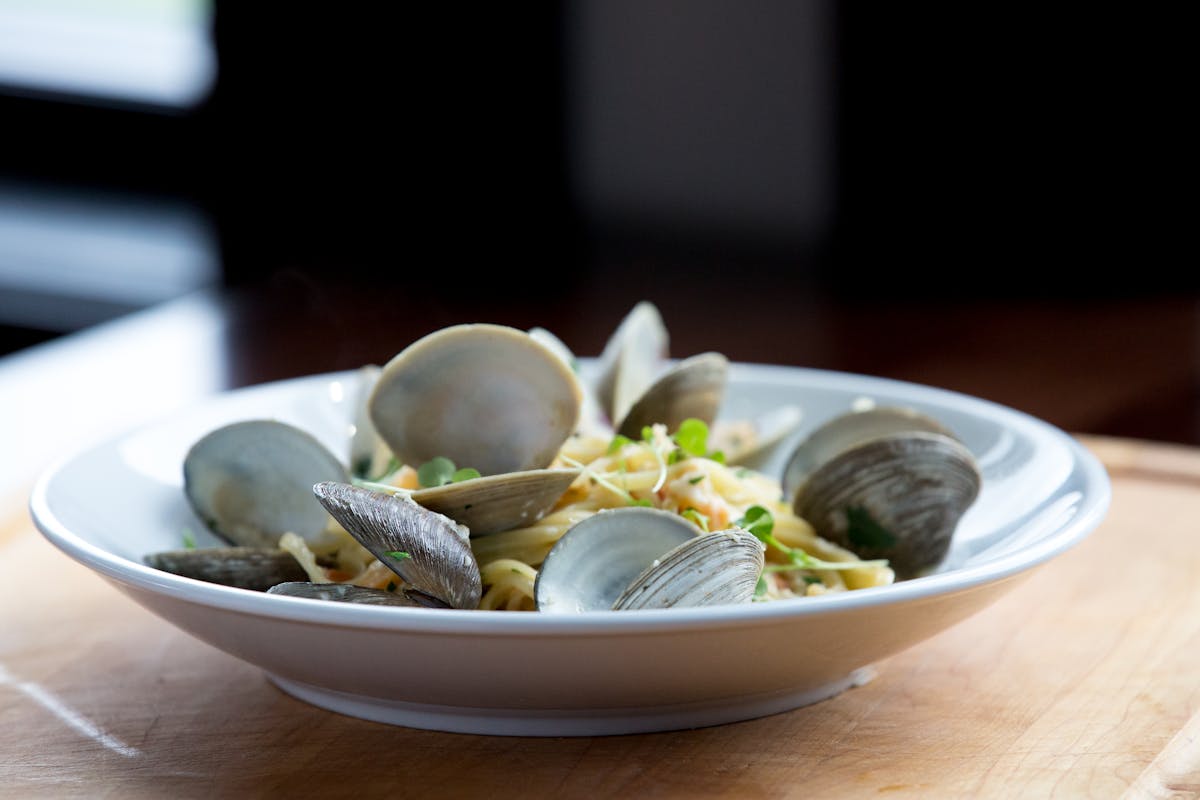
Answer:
30, 362, 1110, 736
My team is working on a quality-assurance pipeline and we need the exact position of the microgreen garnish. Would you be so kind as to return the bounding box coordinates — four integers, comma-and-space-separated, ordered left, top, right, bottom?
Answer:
630, 498, 654, 507
734, 505, 776, 541
385, 551, 412, 561
681, 508, 710, 532
734, 505, 888, 572
607, 434, 635, 454
560, 454, 639, 504
673, 418, 709, 457
668, 418, 726, 463
641, 426, 655, 443
753, 575, 769, 600
845, 506, 897, 549
182, 529, 196, 549
417, 457, 480, 488
687, 474, 706, 485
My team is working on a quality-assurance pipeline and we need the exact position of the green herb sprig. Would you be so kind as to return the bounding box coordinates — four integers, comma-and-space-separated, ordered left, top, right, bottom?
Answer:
416, 457, 481, 488
733, 505, 888, 573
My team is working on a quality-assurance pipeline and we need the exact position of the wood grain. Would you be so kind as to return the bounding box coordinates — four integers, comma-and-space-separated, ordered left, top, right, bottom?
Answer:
2, 437, 1198, 799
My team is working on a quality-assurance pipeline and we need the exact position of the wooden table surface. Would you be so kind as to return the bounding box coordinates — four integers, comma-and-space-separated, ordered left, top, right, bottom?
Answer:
2, 286, 1199, 798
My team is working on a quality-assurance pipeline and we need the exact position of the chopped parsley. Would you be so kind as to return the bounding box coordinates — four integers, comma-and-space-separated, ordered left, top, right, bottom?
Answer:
181, 529, 196, 549
385, 551, 413, 561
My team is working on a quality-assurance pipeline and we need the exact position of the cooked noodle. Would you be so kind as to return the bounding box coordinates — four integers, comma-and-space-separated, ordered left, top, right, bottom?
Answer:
323, 425, 895, 610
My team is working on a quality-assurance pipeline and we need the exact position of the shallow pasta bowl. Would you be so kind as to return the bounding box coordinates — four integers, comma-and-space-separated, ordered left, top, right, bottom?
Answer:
29, 362, 1111, 736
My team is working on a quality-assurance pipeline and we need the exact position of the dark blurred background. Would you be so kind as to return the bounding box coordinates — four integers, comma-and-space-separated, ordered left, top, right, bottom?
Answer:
0, 2, 1192, 440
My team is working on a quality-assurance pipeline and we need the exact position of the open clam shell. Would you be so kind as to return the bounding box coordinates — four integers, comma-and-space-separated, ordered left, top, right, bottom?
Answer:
144, 547, 309, 591
313, 481, 482, 610
535, 507, 700, 612
368, 324, 582, 477
785, 408, 981, 579
594, 301, 669, 428
782, 406, 956, 500
411, 468, 581, 536
534, 508, 763, 613
183, 420, 349, 549
266, 582, 427, 607
613, 529, 764, 610
616, 352, 729, 438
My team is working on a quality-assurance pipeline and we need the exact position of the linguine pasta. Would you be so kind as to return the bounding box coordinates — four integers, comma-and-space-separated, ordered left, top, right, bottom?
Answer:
291, 423, 895, 611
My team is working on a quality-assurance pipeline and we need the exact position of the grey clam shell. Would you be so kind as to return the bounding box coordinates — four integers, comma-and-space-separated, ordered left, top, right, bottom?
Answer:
535, 507, 763, 612
313, 481, 482, 610
183, 420, 349, 548
616, 352, 729, 438
411, 468, 581, 536
144, 547, 309, 591
612, 530, 765, 610
367, 324, 582, 477
594, 301, 670, 427
535, 507, 699, 612
266, 582, 427, 607
785, 407, 981, 579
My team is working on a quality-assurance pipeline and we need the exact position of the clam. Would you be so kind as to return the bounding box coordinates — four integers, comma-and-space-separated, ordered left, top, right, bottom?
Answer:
594, 301, 670, 428
267, 582, 432, 607
361, 324, 587, 535
534, 507, 764, 612
144, 547, 310, 591
612, 530, 765, 610
410, 468, 581, 536
313, 481, 482, 610
782, 406, 981, 579
591, 302, 730, 437
368, 324, 582, 477
615, 352, 729, 438
182, 420, 349, 549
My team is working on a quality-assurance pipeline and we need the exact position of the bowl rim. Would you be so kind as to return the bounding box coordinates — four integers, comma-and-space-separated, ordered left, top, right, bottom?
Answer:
29, 363, 1112, 637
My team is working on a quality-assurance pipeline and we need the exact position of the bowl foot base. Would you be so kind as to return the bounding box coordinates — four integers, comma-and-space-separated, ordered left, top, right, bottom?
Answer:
266, 667, 876, 737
